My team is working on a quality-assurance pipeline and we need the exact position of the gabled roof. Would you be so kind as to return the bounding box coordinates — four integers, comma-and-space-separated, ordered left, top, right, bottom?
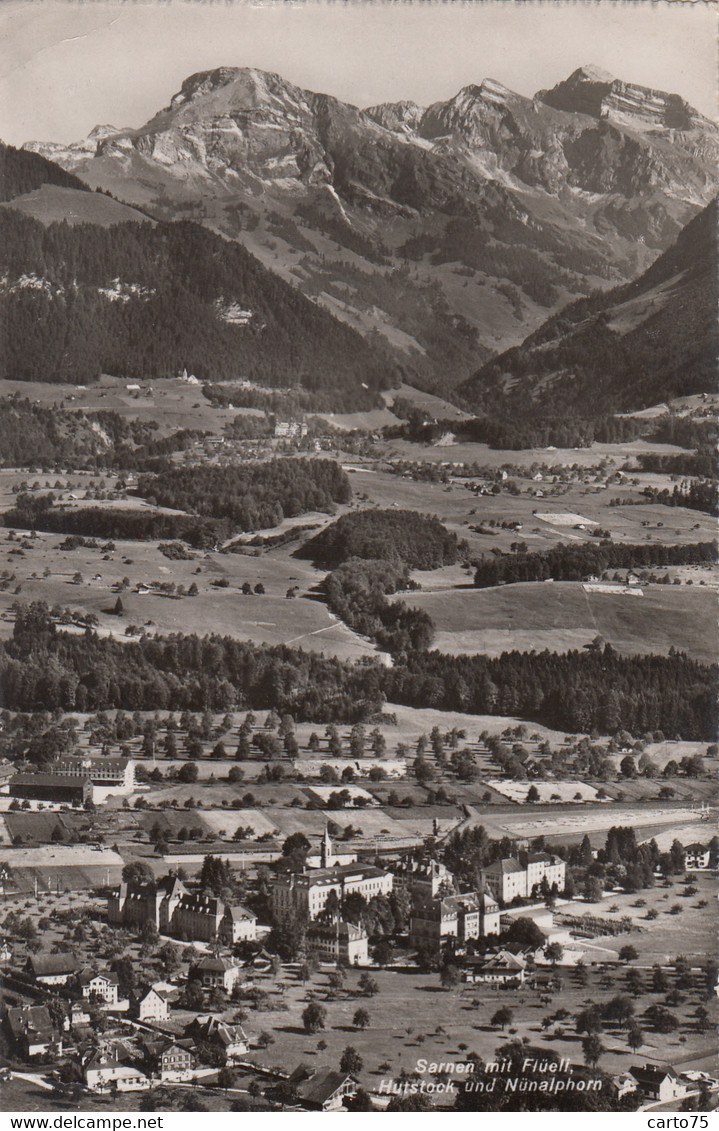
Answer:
292, 1065, 355, 1106
485, 858, 524, 875
630, 1064, 679, 1086
228, 903, 256, 921
194, 956, 237, 973
6, 1005, 57, 1042
130, 983, 167, 1003
188, 1014, 246, 1048
11, 772, 92, 788
78, 968, 119, 987
28, 953, 79, 976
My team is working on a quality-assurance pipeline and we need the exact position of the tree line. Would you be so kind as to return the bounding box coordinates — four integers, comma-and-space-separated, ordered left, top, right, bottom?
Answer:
3, 601, 716, 738
323, 558, 434, 655
474, 541, 716, 588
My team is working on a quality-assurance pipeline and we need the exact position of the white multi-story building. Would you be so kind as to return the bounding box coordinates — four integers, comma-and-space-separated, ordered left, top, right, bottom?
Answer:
306, 920, 368, 965
272, 830, 393, 922
79, 970, 120, 1006
409, 891, 500, 954
51, 756, 135, 790
480, 854, 566, 903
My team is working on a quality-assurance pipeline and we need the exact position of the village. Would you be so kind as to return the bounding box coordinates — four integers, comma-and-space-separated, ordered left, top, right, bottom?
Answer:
0, 732, 717, 1113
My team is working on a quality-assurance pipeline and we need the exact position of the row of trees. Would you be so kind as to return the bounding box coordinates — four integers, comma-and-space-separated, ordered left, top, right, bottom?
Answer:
473, 540, 716, 588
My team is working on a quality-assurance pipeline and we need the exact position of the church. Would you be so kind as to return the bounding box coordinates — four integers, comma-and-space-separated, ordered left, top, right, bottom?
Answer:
271, 829, 394, 922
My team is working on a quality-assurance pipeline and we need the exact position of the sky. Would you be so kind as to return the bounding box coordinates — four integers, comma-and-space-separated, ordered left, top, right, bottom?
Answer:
0, 0, 716, 146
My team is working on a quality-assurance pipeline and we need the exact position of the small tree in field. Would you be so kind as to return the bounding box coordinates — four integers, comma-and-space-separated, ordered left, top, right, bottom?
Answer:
302, 1002, 326, 1033
491, 1007, 513, 1031
353, 1008, 370, 1030
545, 942, 563, 966
440, 963, 460, 991
340, 1046, 363, 1074
582, 1034, 604, 1068
358, 973, 379, 997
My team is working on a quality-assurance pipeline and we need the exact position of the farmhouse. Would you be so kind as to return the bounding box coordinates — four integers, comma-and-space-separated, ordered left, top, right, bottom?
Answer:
83, 1043, 148, 1092
191, 955, 244, 993
462, 951, 527, 985
139, 1036, 194, 1081
629, 1064, 689, 1103
186, 1015, 248, 1061
684, 843, 711, 869
78, 969, 120, 1006
288, 1064, 356, 1111
27, 953, 80, 985
306, 919, 369, 965
6, 1005, 63, 1059
9, 773, 92, 807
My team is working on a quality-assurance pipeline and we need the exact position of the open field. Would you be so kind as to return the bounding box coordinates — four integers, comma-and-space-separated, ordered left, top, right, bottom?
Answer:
202, 961, 718, 1099
559, 871, 719, 964
383, 437, 691, 470
394, 581, 718, 663
0, 375, 263, 437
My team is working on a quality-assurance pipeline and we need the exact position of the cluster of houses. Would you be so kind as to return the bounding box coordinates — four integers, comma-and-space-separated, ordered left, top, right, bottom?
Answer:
1, 825, 715, 1110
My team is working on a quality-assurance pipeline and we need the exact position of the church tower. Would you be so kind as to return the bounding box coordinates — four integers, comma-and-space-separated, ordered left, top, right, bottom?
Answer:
320, 826, 334, 869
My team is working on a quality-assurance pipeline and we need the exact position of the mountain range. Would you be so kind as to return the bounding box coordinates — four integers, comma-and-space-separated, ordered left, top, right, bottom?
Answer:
21, 64, 719, 394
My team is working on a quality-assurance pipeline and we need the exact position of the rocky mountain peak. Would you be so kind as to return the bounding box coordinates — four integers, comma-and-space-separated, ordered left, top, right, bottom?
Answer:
363, 100, 424, 133
537, 65, 712, 131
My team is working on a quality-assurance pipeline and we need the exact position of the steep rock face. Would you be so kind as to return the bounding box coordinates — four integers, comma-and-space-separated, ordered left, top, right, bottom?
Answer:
21, 66, 719, 390
538, 66, 712, 131
458, 197, 719, 416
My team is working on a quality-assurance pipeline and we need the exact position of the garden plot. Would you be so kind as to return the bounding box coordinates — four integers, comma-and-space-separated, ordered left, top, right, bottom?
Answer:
535, 512, 599, 526
486, 780, 603, 803
323, 809, 417, 840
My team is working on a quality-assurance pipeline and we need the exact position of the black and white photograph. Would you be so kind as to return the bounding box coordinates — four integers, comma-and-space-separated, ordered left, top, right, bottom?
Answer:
0, 0, 716, 1118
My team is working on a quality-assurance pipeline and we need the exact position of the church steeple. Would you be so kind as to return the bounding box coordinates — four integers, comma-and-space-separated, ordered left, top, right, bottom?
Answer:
321, 826, 333, 869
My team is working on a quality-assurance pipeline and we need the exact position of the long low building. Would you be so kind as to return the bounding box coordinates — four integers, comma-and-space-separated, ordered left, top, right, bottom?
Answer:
49, 756, 135, 789
9, 773, 92, 806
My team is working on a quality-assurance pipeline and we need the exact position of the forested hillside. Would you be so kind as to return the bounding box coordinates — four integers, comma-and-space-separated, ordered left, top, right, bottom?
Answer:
136, 460, 351, 529
459, 197, 718, 417
0, 142, 89, 202
0, 210, 397, 408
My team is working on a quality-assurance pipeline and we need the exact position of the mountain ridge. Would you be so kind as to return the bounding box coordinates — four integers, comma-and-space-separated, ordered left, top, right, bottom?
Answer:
20, 64, 719, 394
